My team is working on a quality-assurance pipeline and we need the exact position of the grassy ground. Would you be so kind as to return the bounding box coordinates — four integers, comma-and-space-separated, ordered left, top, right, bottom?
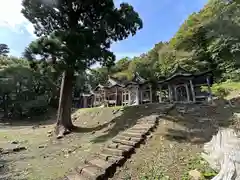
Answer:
111, 98, 240, 180
1, 86, 240, 180
0, 104, 166, 180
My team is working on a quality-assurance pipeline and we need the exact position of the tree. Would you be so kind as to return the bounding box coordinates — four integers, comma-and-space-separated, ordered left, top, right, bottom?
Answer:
21, 0, 142, 137
0, 44, 10, 56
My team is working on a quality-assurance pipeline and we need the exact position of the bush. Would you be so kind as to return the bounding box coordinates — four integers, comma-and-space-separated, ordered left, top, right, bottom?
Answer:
201, 81, 240, 99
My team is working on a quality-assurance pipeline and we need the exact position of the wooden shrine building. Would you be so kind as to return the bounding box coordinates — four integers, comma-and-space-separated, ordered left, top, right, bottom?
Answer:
92, 73, 152, 107
157, 66, 213, 103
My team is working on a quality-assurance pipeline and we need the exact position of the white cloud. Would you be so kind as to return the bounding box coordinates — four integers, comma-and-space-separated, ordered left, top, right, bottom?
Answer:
0, 0, 35, 36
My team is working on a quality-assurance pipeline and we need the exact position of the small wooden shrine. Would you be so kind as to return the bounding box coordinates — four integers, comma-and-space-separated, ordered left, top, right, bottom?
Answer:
92, 73, 152, 107
157, 66, 213, 103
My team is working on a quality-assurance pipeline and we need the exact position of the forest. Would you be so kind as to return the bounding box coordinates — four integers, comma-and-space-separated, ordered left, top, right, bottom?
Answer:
0, 0, 239, 131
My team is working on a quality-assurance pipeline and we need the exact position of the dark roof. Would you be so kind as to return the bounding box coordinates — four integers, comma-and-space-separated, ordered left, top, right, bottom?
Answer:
93, 73, 148, 91
158, 65, 212, 84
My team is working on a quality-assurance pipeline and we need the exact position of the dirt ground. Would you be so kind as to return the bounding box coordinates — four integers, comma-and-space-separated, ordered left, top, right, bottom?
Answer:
1, 96, 240, 180
0, 104, 168, 180
111, 100, 240, 180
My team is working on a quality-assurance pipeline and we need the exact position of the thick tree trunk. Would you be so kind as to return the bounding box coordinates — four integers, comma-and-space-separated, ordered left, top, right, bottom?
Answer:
55, 70, 75, 138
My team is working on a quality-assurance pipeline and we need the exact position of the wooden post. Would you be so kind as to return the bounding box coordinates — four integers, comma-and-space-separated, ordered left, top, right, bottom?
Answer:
206, 76, 213, 103
83, 96, 87, 108
185, 84, 190, 103
174, 86, 177, 102
103, 89, 107, 107
140, 90, 143, 104
159, 85, 162, 103
168, 85, 172, 102
149, 84, 152, 103
121, 91, 124, 106
190, 80, 196, 103
129, 87, 131, 105
115, 87, 118, 106
136, 86, 139, 105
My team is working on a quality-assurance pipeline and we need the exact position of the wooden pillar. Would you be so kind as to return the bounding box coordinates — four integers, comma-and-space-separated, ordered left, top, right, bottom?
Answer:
174, 86, 177, 102
83, 96, 87, 108
140, 90, 143, 104
103, 89, 107, 107
190, 80, 196, 103
136, 86, 139, 105
185, 84, 190, 102
168, 85, 172, 102
206, 76, 213, 103
121, 91, 124, 106
129, 88, 131, 105
115, 87, 118, 106
149, 84, 152, 103
159, 85, 162, 103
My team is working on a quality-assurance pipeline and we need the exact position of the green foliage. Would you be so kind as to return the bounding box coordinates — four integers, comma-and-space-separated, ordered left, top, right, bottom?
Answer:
202, 81, 240, 98
0, 56, 58, 118
139, 167, 169, 180
22, 0, 143, 73
91, 0, 240, 86
0, 43, 9, 56
181, 155, 217, 180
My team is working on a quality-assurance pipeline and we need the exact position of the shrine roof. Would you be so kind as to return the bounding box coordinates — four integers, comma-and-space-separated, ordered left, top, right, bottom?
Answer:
158, 65, 212, 84
93, 72, 148, 91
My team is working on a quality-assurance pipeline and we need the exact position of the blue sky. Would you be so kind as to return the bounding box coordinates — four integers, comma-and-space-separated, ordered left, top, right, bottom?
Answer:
0, 0, 208, 59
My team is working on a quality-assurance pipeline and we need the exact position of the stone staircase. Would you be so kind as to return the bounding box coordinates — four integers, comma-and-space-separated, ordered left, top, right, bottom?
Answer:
62, 104, 175, 180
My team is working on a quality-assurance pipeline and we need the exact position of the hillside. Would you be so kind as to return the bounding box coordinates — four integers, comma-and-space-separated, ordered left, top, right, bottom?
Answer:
0, 104, 169, 180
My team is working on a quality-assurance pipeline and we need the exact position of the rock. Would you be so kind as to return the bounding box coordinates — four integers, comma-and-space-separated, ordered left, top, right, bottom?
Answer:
92, 131, 96, 134
47, 130, 52, 134
57, 134, 63, 139
234, 113, 240, 119
47, 134, 52, 137
11, 140, 19, 144
13, 146, 27, 152
38, 145, 45, 149
188, 169, 201, 180
0, 164, 4, 169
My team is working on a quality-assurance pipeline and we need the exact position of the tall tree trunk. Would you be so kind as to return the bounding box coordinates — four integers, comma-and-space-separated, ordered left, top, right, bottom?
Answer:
55, 70, 74, 138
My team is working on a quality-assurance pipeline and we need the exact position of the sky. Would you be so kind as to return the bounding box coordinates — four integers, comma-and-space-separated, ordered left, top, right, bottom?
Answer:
0, 0, 208, 60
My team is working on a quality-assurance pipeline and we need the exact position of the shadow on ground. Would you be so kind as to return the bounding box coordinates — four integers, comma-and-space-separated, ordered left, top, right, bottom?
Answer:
163, 97, 240, 144
0, 109, 57, 128
91, 103, 169, 143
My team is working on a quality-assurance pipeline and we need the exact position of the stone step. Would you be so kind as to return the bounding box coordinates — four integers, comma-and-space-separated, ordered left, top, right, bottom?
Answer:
114, 135, 132, 141
64, 172, 87, 180
136, 124, 156, 129
86, 158, 113, 170
116, 135, 143, 142
108, 143, 134, 152
98, 153, 124, 164
112, 138, 138, 147
76, 165, 104, 180
136, 122, 156, 127
121, 131, 145, 139
102, 147, 124, 156
126, 128, 150, 135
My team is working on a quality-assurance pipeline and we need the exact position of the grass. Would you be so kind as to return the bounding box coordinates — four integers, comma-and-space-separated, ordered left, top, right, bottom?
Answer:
1, 94, 240, 180
0, 106, 124, 180
181, 155, 217, 180
112, 100, 240, 180
202, 81, 240, 100
0, 104, 164, 180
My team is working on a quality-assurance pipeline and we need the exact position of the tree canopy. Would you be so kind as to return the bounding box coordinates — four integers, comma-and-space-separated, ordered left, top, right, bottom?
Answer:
21, 0, 143, 137
0, 44, 10, 56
